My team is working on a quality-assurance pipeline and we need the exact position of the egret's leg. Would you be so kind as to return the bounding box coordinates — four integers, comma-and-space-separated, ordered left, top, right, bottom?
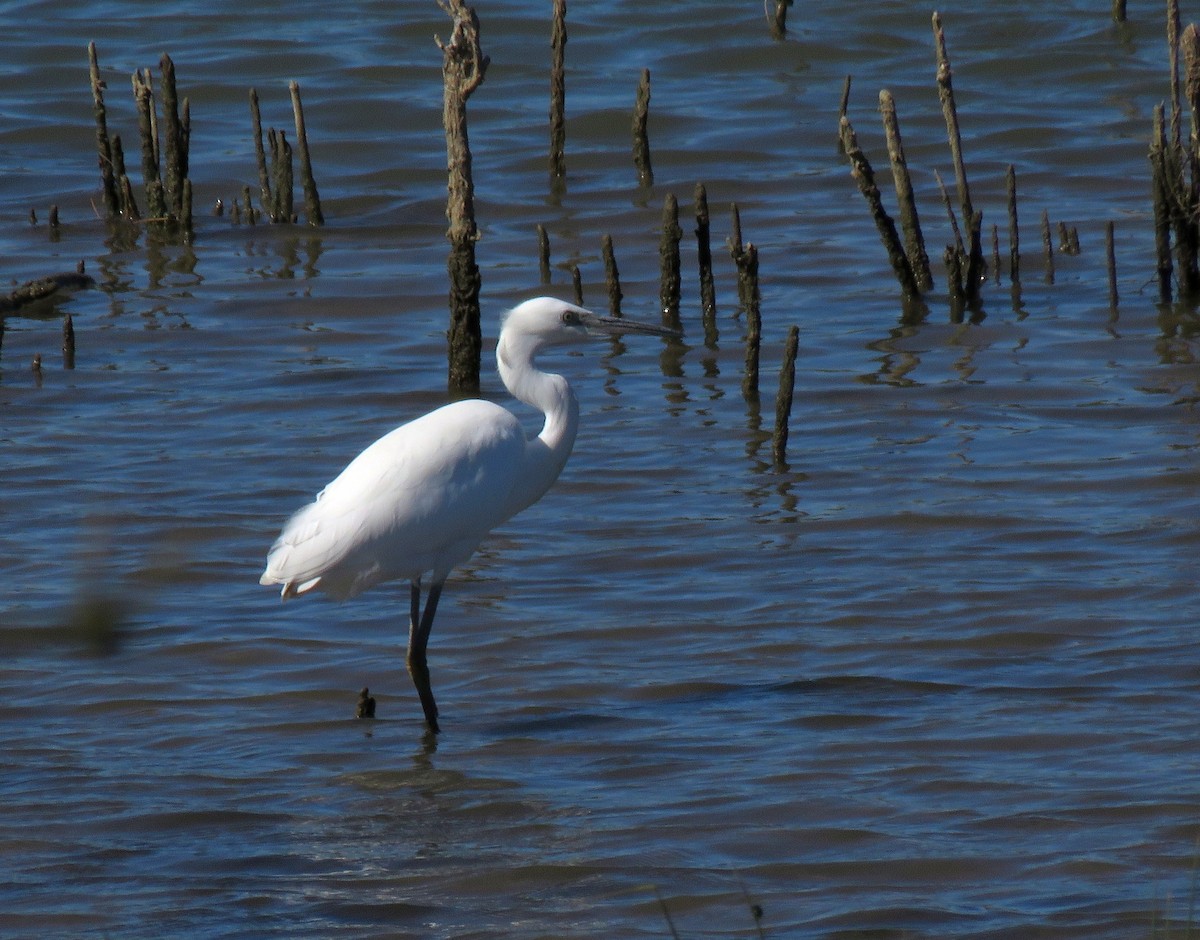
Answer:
406, 578, 444, 734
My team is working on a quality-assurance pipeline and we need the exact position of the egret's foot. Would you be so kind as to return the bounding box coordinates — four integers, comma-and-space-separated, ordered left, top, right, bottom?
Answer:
356, 686, 376, 719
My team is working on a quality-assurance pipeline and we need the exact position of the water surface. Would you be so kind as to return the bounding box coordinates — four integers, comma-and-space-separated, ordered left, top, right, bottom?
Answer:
3, 2, 1200, 937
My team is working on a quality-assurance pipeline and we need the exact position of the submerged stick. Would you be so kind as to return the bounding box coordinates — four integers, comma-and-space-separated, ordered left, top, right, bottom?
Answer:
548, 0, 566, 179
879, 89, 932, 291
437, 0, 490, 395
88, 43, 120, 220
632, 68, 653, 186
601, 234, 623, 317
290, 81, 324, 225
659, 193, 682, 329
772, 324, 799, 466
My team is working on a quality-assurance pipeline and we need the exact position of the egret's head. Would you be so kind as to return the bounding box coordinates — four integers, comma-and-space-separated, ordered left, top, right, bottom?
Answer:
501, 296, 680, 352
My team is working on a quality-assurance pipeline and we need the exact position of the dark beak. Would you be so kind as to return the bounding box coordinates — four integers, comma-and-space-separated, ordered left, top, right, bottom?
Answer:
580, 311, 681, 340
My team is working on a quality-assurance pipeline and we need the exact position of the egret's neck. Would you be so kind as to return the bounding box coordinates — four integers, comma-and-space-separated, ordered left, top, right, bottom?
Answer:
496, 331, 580, 511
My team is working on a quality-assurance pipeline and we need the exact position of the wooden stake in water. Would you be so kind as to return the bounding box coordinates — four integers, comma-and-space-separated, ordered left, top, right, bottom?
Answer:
933, 12, 972, 231
660, 193, 682, 330
632, 68, 653, 186
943, 245, 964, 317
728, 202, 750, 309
879, 89, 932, 291
601, 234, 623, 317
159, 54, 189, 224
88, 43, 120, 220
1056, 222, 1080, 255
183, 179, 194, 240
932, 12, 983, 297
839, 115, 920, 298
132, 69, 167, 221
773, 324, 799, 467
62, 313, 75, 370
110, 136, 139, 220
537, 224, 551, 283
548, 0, 567, 180
1041, 209, 1054, 284
1150, 104, 1173, 304
742, 244, 761, 402
242, 184, 257, 225
571, 265, 583, 306
1006, 164, 1019, 283
837, 74, 852, 148
1106, 220, 1118, 308
269, 128, 293, 222
694, 182, 718, 343
990, 223, 999, 284
437, 0, 490, 395
250, 89, 272, 215
290, 81, 324, 226
1169, 0, 1183, 148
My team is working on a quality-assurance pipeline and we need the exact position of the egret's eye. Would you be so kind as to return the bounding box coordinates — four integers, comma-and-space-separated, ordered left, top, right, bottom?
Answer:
561, 310, 579, 325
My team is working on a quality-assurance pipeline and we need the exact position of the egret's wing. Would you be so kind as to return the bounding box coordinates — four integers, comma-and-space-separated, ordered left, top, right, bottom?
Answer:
261, 400, 526, 599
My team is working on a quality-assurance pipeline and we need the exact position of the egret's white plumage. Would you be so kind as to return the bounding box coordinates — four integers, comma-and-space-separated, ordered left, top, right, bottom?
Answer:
260, 296, 674, 733
261, 399, 527, 600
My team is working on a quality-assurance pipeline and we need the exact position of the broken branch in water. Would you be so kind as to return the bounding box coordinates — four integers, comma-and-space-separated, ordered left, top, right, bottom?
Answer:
0, 269, 95, 315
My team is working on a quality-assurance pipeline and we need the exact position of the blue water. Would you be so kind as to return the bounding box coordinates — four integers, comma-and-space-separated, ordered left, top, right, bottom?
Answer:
3, 2, 1200, 937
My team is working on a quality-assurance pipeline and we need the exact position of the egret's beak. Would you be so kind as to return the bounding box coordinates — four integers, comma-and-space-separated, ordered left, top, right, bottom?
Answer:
579, 311, 681, 340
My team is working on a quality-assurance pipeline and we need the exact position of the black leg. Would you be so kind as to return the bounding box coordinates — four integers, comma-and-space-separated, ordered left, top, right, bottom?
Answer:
406, 578, 444, 734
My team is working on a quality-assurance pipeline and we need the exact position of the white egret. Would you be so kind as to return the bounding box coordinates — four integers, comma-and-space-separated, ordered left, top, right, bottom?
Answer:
260, 296, 676, 733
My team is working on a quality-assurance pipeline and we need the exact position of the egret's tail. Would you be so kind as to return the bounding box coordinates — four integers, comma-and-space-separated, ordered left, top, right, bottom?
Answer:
258, 568, 320, 600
